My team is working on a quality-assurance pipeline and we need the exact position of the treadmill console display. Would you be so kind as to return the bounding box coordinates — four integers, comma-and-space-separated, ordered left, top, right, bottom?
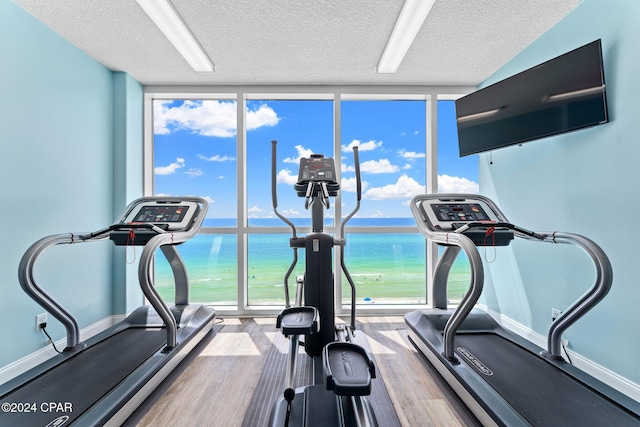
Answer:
133, 205, 189, 224
123, 201, 199, 231
431, 203, 491, 223
419, 198, 500, 231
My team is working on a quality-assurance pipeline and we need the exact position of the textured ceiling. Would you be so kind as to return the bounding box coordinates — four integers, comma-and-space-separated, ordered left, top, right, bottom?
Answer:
14, 0, 580, 86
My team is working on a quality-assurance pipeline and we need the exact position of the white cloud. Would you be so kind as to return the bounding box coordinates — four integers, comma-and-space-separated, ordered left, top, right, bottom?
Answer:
341, 139, 382, 152
370, 210, 386, 218
153, 101, 175, 135
340, 176, 369, 193
153, 100, 279, 137
283, 145, 314, 164
282, 209, 300, 216
399, 150, 424, 171
197, 154, 236, 162
438, 174, 479, 193
153, 100, 236, 137
203, 196, 215, 204
248, 205, 263, 214
342, 162, 356, 173
364, 175, 424, 200
400, 150, 426, 159
247, 104, 280, 130
277, 169, 299, 185
185, 168, 204, 177
360, 159, 399, 174
154, 158, 185, 175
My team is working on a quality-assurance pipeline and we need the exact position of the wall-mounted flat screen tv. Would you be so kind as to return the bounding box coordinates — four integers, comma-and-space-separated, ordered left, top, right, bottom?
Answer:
456, 39, 608, 157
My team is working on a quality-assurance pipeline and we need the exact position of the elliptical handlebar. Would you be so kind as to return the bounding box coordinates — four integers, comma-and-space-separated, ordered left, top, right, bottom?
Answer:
354, 146, 362, 202
272, 140, 298, 239
341, 146, 361, 234
271, 140, 279, 210
271, 141, 362, 323
272, 140, 298, 307
339, 146, 361, 333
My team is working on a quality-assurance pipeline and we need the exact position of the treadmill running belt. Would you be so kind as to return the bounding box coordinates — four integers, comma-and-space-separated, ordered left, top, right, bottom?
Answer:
2, 328, 167, 427
455, 333, 639, 426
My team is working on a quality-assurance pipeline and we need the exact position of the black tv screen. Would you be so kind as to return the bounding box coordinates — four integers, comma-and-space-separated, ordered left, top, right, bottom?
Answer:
456, 39, 608, 157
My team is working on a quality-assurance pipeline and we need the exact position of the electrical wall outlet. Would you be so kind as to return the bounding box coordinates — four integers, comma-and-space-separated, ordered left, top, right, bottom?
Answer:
551, 308, 562, 321
35, 313, 47, 331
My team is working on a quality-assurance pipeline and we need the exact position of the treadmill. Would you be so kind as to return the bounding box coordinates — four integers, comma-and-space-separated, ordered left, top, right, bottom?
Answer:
0, 197, 216, 427
404, 193, 640, 426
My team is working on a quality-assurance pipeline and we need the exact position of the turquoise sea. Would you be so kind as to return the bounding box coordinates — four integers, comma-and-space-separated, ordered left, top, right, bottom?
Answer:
154, 218, 472, 305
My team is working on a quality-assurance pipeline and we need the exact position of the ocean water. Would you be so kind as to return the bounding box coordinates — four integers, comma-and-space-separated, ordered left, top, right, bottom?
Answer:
242, 217, 418, 228
154, 218, 472, 305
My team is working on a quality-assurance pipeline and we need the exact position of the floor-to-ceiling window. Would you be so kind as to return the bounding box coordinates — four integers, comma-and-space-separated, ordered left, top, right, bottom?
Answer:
246, 98, 334, 305
340, 96, 427, 305
145, 89, 476, 313
151, 97, 239, 305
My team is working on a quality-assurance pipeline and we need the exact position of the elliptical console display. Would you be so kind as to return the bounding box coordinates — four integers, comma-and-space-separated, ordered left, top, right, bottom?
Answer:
295, 154, 339, 197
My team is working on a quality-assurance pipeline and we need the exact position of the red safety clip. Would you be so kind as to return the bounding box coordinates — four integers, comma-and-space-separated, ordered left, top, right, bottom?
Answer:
126, 229, 136, 264
483, 226, 496, 246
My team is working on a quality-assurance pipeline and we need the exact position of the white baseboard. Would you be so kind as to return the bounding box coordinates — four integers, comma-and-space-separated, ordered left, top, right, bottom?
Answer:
482, 305, 640, 403
0, 315, 124, 385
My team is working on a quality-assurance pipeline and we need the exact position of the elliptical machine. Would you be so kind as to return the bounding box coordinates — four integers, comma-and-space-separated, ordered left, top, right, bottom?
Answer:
268, 141, 378, 427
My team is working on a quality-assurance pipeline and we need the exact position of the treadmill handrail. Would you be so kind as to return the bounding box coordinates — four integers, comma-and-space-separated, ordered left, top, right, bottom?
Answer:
17, 196, 208, 352
410, 195, 485, 361
18, 233, 84, 350
137, 232, 180, 350
410, 193, 614, 360
535, 231, 613, 358
133, 196, 209, 349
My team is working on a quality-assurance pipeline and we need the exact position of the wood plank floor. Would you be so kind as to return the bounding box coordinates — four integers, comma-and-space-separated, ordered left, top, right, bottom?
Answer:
124, 316, 480, 427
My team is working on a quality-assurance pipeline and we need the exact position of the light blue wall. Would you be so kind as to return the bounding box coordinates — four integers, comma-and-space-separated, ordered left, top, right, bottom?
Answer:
0, 0, 143, 368
112, 73, 145, 315
479, 0, 640, 384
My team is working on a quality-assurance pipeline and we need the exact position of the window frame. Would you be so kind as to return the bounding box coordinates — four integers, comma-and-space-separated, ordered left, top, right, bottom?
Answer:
143, 86, 474, 316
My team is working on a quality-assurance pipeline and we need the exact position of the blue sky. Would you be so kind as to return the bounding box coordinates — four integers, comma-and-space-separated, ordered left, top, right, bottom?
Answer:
153, 98, 478, 221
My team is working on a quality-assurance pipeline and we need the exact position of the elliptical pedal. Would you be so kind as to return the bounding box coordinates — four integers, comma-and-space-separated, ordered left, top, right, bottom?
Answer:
323, 342, 376, 397
277, 306, 319, 336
